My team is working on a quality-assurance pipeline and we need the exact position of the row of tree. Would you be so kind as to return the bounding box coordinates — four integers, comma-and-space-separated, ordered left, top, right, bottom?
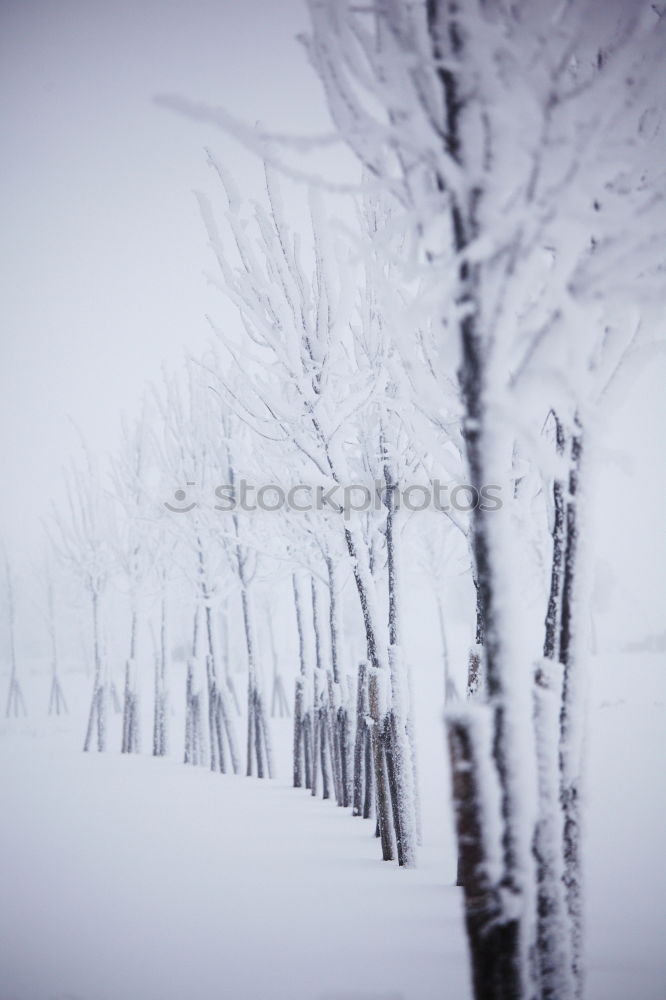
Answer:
296, 3, 665, 999
163, 0, 663, 996
9, 2, 662, 999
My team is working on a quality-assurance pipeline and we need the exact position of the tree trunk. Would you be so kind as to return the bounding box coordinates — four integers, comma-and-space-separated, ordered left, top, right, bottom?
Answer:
311, 679, 320, 799
544, 416, 567, 661
83, 588, 106, 752
152, 592, 168, 757
326, 556, 349, 806
558, 419, 585, 998
303, 706, 313, 790
47, 568, 67, 717
436, 593, 456, 705
122, 609, 138, 753
343, 525, 393, 853
293, 677, 304, 787
533, 660, 575, 1000
363, 721, 374, 820
205, 603, 239, 775
368, 668, 393, 861
240, 584, 269, 778
442, 133, 531, 985
386, 646, 417, 867
185, 657, 194, 765
292, 573, 307, 787
319, 704, 331, 800
447, 706, 523, 1000
220, 598, 241, 715
382, 452, 417, 866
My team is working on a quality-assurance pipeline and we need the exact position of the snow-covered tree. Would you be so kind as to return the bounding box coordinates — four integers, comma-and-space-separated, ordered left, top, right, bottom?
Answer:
108, 405, 158, 753
45, 558, 68, 716
3, 552, 27, 718
303, 0, 666, 994
154, 367, 241, 775
197, 161, 421, 862
52, 443, 113, 752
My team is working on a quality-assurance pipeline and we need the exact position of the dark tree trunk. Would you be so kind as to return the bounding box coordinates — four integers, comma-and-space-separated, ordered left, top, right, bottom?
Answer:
303, 710, 313, 790
447, 711, 522, 1000
293, 677, 304, 788
368, 669, 393, 861
326, 556, 348, 806
292, 574, 307, 788
543, 415, 567, 661
558, 418, 584, 998
338, 704, 350, 807
363, 722, 374, 821
467, 647, 481, 700
311, 679, 320, 799
319, 708, 331, 800
426, 0, 529, 984
185, 658, 194, 765
383, 712, 405, 865
327, 670, 344, 805
309, 578, 330, 798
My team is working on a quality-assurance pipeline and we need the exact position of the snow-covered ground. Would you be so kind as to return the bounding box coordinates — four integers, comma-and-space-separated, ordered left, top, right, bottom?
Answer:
1, 642, 663, 1000
583, 649, 666, 1000
0, 678, 467, 1000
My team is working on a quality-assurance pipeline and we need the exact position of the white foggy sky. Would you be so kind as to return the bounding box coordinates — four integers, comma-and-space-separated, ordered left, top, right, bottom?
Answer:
1, 0, 664, 640
0, 0, 326, 564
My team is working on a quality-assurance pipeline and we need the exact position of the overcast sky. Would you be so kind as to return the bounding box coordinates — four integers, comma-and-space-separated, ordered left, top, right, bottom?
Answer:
1, 0, 664, 642
1, 0, 327, 564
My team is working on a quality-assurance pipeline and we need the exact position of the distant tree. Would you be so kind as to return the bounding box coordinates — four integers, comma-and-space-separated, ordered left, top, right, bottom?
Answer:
52, 443, 113, 751
154, 368, 241, 774
3, 552, 27, 718
108, 405, 158, 753
45, 558, 68, 716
